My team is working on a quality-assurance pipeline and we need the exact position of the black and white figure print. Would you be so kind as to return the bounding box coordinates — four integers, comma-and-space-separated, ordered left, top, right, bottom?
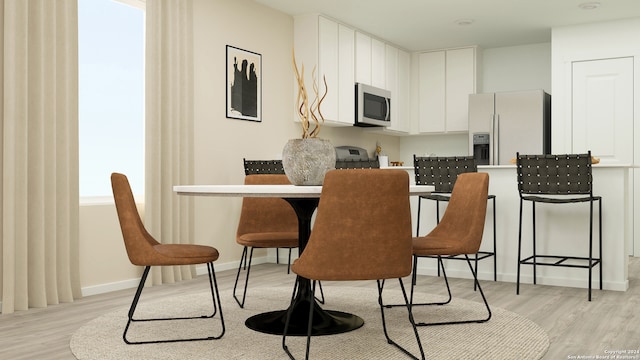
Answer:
226, 46, 261, 122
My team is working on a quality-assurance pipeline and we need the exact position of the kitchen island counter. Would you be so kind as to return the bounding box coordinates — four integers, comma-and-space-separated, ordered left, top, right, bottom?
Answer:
410, 163, 631, 293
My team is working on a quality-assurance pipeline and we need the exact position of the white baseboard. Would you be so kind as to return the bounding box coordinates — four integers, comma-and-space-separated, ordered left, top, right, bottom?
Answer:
80, 256, 270, 297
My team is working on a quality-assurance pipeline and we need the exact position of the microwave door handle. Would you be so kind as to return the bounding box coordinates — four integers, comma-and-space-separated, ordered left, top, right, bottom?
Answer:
385, 98, 390, 121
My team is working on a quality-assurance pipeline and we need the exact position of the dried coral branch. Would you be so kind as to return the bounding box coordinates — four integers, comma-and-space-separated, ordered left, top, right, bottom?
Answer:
292, 49, 327, 139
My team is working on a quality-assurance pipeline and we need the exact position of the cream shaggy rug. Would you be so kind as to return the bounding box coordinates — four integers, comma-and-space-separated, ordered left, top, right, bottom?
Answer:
70, 286, 549, 359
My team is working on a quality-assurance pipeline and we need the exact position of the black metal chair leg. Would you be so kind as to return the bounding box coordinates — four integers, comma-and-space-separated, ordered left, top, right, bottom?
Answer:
282, 277, 299, 360
378, 279, 425, 360
517, 198, 524, 295
492, 196, 497, 282
414, 255, 491, 326
409, 256, 452, 307
599, 199, 603, 290
282, 277, 315, 360
123, 263, 225, 344
315, 281, 325, 304
233, 246, 254, 308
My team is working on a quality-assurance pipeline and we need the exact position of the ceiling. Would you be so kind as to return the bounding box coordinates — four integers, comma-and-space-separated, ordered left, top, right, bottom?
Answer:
252, 0, 640, 51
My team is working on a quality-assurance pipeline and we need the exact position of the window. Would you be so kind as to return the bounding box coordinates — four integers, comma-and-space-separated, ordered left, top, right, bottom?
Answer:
78, 0, 144, 199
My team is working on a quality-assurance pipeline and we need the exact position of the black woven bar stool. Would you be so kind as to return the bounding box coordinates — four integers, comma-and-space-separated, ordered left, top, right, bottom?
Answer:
515, 151, 603, 301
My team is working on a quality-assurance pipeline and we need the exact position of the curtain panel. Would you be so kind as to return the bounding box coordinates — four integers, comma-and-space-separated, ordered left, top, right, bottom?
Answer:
1, 0, 80, 313
145, 0, 195, 285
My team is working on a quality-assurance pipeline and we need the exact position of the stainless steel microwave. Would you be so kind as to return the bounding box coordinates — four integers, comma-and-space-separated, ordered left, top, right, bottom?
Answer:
355, 83, 391, 127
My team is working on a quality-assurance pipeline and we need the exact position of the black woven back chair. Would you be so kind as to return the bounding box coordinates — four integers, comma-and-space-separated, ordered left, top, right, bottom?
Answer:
413, 155, 497, 286
335, 159, 380, 169
516, 151, 602, 301
243, 159, 285, 175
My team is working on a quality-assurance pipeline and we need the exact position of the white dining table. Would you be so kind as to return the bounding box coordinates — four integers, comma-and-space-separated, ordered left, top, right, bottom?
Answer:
173, 182, 434, 336
174, 184, 435, 198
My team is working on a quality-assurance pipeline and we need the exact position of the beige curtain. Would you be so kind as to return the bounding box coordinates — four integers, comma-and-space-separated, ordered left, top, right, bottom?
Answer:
145, 0, 195, 285
1, 0, 80, 313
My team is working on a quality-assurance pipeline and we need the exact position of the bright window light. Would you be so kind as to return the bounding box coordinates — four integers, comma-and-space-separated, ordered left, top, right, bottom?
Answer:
78, 0, 144, 198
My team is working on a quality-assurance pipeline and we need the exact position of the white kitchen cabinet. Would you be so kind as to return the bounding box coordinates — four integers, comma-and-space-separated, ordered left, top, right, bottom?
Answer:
384, 45, 410, 133
355, 31, 386, 89
418, 47, 477, 133
371, 38, 386, 88
294, 14, 355, 126
355, 32, 371, 85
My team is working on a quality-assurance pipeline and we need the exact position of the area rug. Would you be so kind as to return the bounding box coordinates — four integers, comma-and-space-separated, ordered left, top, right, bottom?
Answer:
70, 286, 549, 359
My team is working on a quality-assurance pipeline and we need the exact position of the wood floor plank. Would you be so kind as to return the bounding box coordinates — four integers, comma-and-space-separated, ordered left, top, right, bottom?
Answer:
1, 257, 638, 359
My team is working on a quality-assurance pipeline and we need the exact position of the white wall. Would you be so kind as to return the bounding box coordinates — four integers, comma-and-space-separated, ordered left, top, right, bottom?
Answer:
481, 42, 551, 94
551, 17, 640, 257
551, 18, 640, 154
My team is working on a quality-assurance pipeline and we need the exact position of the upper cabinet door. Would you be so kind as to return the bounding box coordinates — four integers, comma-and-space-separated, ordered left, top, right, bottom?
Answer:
294, 15, 354, 126
572, 57, 634, 164
337, 24, 355, 125
371, 38, 386, 89
445, 47, 476, 132
418, 51, 446, 133
355, 32, 371, 85
418, 47, 477, 134
318, 16, 339, 122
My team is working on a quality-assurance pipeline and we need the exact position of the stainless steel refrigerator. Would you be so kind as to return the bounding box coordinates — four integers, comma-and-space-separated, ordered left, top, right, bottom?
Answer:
468, 89, 551, 165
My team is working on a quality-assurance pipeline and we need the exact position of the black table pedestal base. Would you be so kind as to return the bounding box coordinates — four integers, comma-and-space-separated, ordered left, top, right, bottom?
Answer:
245, 197, 364, 336
245, 305, 364, 336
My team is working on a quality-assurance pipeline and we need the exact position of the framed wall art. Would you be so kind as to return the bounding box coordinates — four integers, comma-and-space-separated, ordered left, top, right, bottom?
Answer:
226, 45, 262, 122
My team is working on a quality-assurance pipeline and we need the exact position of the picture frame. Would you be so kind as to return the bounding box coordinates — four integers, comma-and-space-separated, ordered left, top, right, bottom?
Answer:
226, 45, 262, 122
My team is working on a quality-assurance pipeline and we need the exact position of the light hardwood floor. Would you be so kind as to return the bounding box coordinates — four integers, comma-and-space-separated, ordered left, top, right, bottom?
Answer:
1, 257, 638, 359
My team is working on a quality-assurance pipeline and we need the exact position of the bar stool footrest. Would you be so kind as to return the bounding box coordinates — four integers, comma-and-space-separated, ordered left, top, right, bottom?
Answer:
519, 255, 601, 269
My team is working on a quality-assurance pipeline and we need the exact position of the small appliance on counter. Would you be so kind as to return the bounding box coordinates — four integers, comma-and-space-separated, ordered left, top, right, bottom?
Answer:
335, 146, 380, 169
335, 146, 369, 161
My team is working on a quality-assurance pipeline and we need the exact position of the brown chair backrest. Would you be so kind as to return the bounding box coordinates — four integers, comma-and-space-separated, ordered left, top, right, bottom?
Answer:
424, 172, 489, 254
236, 174, 298, 238
111, 172, 160, 266
291, 169, 413, 281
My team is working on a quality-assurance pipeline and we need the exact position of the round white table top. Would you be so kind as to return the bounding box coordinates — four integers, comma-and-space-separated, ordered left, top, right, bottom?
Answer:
173, 184, 434, 198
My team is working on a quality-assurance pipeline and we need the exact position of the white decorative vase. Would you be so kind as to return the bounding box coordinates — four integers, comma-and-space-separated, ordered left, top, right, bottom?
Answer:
282, 138, 336, 185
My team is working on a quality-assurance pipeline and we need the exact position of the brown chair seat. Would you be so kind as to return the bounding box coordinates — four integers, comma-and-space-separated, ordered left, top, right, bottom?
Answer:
236, 232, 298, 248
150, 244, 219, 265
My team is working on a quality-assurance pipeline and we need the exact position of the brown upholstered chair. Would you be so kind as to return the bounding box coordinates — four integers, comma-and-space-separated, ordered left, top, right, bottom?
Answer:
111, 172, 224, 344
282, 169, 425, 360
243, 159, 292, 268
409, 172, 492, 326
234, 174, 300, 308
413, 155, 497, 287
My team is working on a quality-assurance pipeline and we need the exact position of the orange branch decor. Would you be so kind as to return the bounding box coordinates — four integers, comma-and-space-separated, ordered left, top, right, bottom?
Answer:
292, 49, 328, 139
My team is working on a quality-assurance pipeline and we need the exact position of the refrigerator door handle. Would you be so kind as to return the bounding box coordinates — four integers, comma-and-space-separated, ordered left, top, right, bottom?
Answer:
489, 114, 495, 165
494, 114, 500, 165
